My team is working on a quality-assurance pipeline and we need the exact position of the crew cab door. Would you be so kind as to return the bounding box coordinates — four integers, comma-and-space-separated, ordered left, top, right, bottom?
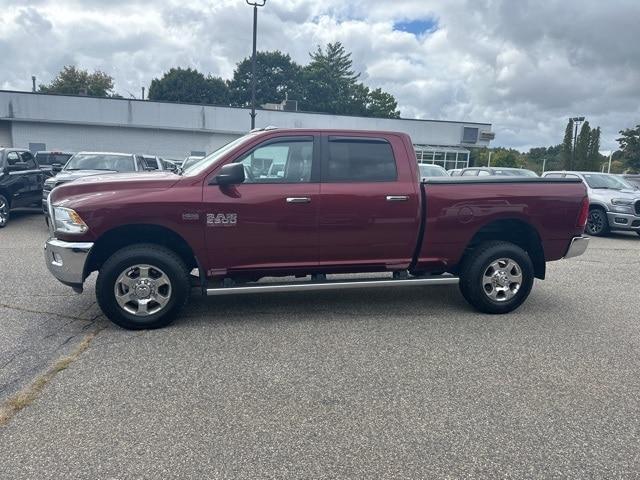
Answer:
203, 135, 320, 275
317, 134, 421, 269
4, 151, 43, 208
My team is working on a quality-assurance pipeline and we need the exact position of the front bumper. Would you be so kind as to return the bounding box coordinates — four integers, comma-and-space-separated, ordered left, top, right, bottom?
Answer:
44, 238, 93, 289
564, 236, 590, 259
606, 212, 640, 231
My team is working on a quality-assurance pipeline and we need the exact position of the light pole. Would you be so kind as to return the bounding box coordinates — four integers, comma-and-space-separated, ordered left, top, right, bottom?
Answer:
571, 116, 585, 170
246, 0, 266, 130
542, 157, 547, 173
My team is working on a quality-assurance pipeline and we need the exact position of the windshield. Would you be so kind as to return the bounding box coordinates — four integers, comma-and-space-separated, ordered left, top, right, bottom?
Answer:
419, 164, 448, 177
65, 153, 135, 172
182, 134, 257, 176
182, 157, 204, 170
36, 153, 73, 166
583, 173, 632, 190
494, 168, 538, 177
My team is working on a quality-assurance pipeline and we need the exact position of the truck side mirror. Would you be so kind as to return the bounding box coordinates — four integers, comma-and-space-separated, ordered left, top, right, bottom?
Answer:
51, 163, 63, 173
212, 163, 245, 186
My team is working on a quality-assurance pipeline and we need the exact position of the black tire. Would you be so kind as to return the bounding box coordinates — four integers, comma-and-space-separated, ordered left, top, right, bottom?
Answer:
0, 194, 9, 228
636, 231, 640, 238
586, 208, 609, 236
459, 241, 534, 314
96, 244, 190, 330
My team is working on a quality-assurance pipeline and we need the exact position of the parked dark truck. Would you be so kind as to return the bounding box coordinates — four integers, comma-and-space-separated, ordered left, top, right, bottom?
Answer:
44, 128, 590, 329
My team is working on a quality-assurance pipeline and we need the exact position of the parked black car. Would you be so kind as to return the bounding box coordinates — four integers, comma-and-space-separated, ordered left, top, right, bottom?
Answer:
0, 148, 44, 227
34, 151, 74, 175
42, 151, 166, 213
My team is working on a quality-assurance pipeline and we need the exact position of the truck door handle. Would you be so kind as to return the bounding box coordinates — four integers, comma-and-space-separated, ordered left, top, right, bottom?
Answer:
286, 197, 311, 204
386, 195, 409, 202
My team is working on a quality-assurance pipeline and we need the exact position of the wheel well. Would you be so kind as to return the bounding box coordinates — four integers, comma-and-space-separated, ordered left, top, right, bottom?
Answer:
462, 219, 546, 279
0, 189, 10, 207
589, 204, 606, 211
85, 224, 199, 277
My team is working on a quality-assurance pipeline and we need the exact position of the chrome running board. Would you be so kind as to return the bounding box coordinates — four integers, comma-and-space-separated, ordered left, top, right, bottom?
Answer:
206, 275, 459, 296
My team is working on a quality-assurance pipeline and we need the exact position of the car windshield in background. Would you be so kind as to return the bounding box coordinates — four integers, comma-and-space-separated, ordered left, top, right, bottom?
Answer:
182, 134, 257, 176
182, 156, 205, 171
419, 164, 448, 177
65, 154, 135, 172
36, 153, 73, 165
494, 169, 538, 177
583, 173, 631, 190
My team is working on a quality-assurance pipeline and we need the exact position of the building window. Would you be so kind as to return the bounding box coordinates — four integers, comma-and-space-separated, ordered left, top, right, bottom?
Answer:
462, 127, 479, 144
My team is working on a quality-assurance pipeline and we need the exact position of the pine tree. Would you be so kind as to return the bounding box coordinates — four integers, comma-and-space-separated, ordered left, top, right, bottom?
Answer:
302, 42, 361, 115
561, 119, 574, 170
586, 127, 601, 171
574, 121, 591, 171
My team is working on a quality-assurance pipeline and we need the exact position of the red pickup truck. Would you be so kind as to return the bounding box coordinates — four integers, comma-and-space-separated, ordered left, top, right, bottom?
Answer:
45, 128, 590, 329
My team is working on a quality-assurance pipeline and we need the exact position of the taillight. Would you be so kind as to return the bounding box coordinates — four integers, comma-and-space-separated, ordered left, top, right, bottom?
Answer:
577, 196, 589, 229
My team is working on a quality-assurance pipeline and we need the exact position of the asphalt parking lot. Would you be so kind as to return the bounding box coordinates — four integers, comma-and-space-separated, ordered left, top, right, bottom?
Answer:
1, 210, 640, 478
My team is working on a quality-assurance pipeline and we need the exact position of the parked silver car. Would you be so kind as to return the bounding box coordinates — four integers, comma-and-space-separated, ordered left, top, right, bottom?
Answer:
542, 171, 640, 237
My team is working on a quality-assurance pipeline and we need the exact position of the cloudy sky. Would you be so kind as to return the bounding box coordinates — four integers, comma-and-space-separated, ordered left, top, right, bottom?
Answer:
1, 0, 639, 151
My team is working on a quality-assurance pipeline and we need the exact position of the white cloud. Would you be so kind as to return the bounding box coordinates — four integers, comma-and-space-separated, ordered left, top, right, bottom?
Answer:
0, 0, 638, 151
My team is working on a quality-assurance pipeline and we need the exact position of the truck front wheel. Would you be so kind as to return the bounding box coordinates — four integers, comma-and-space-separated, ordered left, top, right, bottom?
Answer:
459, 241, 534, 314
96, 244, 190, 329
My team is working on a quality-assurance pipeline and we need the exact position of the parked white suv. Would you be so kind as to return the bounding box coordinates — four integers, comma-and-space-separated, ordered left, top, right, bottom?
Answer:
542, 171, 640, 237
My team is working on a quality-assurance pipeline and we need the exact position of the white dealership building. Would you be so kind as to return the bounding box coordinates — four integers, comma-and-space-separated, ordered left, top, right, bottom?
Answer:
0, 90, 494, 169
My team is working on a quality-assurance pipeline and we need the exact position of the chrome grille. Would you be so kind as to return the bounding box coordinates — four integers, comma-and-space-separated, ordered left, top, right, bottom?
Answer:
635, 200, 640, 216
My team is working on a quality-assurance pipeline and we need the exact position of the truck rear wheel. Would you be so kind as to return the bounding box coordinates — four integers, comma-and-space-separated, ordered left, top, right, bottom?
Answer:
459, 241, 534, 314
96, 244, 190, 329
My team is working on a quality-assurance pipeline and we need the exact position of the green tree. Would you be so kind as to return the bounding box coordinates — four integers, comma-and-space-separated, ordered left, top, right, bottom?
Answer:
617, 124, 640, 172
302, 42, 361, 115
228, 51, 303, 107
586, 127, 602, 171
301, 42, 400, 118
490, 148, 524, 168
561, 118, 574, 170
366, 88, 400, 118
574, 121, 591, 170
524, 145, 562, 173
38, 65, 116, 97
148, 67, 229, 105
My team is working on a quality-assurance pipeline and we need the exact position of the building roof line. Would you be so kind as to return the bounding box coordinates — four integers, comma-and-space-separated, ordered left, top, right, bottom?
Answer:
0, 89, 492, 127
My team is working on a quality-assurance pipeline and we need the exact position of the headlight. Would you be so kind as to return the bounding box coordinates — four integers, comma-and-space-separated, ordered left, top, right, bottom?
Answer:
52, 206, 88, 234
611, 198, 634, 214
611, 198, 633, 206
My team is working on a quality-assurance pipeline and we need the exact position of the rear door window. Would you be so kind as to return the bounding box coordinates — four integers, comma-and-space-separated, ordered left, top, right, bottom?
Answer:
324, 137, 397, 182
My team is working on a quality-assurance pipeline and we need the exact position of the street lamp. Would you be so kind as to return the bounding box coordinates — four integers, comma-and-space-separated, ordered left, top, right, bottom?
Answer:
571, 116, 585, 170
246, 0, 267, 130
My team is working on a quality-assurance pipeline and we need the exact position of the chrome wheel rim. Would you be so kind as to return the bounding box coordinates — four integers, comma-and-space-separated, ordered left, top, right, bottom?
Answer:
114, 264, 172, 316
0, 199, 7, 227
482, 258, 522, 302
587, 211, 604, 234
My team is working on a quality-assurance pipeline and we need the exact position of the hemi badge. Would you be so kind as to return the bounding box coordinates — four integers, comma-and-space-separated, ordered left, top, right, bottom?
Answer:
182, 213, 200, 221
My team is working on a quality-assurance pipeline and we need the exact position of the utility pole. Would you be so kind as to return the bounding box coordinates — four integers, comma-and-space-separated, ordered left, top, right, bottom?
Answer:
542, 158, 547, 173
487, 151, 492, 167
246, 0, 267, 130
607, 151, 613, 173
141, 86, 145, 100
571, 116, 585, 170
32, 76, 36, 92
